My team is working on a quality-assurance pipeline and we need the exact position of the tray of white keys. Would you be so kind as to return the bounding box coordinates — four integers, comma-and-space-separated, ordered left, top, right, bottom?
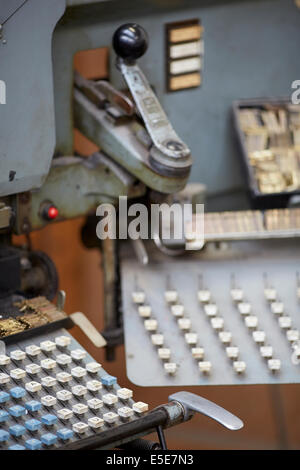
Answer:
120, 238, 300, 386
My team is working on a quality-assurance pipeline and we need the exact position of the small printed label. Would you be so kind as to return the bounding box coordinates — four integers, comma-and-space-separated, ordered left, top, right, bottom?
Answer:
170, 57, 201, 75
170, 40, 202, 59
169, 25, 202, 43
169, 73, 201, 91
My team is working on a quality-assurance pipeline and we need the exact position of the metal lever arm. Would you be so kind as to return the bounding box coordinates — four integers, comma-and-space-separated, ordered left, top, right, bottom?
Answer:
117, 59, 190, 160
113, 23, 192, 176
168, 391, 244, 431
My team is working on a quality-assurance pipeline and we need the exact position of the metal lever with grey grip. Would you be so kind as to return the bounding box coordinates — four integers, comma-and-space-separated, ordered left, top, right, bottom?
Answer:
168, 391, 244, 430
112, 23, 192, 177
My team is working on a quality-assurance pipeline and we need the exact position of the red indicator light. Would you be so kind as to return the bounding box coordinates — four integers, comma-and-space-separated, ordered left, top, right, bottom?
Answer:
47, 206, 59, 220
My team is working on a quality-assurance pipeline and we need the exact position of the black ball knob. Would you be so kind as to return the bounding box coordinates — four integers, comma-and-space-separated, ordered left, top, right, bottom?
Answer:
113, 23, 148, 62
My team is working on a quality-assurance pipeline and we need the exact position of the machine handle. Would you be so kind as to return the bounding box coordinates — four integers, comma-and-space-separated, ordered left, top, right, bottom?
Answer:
112, 24, 192, 174
168, 391, 244, 431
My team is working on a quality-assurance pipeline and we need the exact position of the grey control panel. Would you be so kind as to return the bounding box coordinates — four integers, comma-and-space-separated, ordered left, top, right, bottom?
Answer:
121, 239, 300, 387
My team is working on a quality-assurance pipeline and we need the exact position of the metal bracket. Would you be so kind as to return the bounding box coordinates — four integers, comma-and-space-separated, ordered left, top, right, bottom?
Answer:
168, 391, 244, 431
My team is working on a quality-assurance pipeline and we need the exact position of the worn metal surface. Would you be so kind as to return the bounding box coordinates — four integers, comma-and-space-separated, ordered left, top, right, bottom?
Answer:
121, 238, 300, 386
14, 153, 145, 233
74, 89, 190, 193
0, 0, 66, 197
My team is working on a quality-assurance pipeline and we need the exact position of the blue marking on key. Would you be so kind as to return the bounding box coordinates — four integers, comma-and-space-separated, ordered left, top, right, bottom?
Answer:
0, 430, 10, 442
10, 386, 26, 399
25, 400, 41, 412
25, 419, 41, 432
25, 438, 42, 450
8, 444, 25, 450
41, 414, 58, 426
41, 433, 57, 446
9, 424, 26, 437
57, 428, 74, 440
0, 391, 10, 403
0, 410, 9, 423
101, 374, 117, 386
9, 405, 26, 417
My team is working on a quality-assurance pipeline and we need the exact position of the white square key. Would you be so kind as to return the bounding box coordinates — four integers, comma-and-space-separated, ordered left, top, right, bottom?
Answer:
144, 319, 157, 332
40, 341, 56, 352
204, 304, 218, 317
87, 398, 103, 410
132, 402, 148, 414
71, 367, 86, 378
86, 362, 101, 374
268, 359, 281, 372
218, 331, 232, 345
132, 291, 145, 304
10, 350, 25, 361
56, 372, 72, 383
287, 330, 299, 343
103, 393, 118, 406
198, 290, 211, 303
25, 345, 41, 357
226, 347, 239, 360
0, 355, 10, 366
10, 368, 25, 380
0, 373, 10, 384
198, 361, 212, 374
86, 380, 102, 392
41, 395, 57, 407
57, 408, 73, 420
231, 288, 243, 302
25, 381, 41, 393
237, 302, 251, 316
164, 290, 178, 304
117, 388, 133, 400
73, 422, 88, 434
270, 302, 284, 315
118, 407, 133, 419
26, 364, 41, 375
260, 346, 273, 359
57, 390, 72, 402
164, 362, 177, 375
72, 403, 88, 415
244, 316, 258, 329
56, 354, 71, 365
70, 349, 86, 361
151, 334, 164, 346
41, 359, 56, 370
138, 305, 151, 318
191, 347, 204, 359
178, 318, 191, 331
211, 317, 224, 331
158, 348, 171, 360
42, 376, 57, 387
103, 412, 118, 424
72, 385, 87, 397
252, 331, 266, 344
233, 361, 246, 374
264, 288, 277, 302
278, 316, 292, 329
185, 333, 198, 345
171, 304, 184, 317
88, 417, 104, 429
55, 336, 71, 348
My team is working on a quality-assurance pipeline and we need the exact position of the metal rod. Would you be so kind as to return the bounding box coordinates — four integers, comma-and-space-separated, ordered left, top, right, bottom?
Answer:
59, 408, 169, 450
156, 425, 167, 450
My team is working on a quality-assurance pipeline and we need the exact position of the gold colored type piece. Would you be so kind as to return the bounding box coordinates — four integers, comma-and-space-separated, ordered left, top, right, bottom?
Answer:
238, 105, 300, 194
0, 296, 66, 338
